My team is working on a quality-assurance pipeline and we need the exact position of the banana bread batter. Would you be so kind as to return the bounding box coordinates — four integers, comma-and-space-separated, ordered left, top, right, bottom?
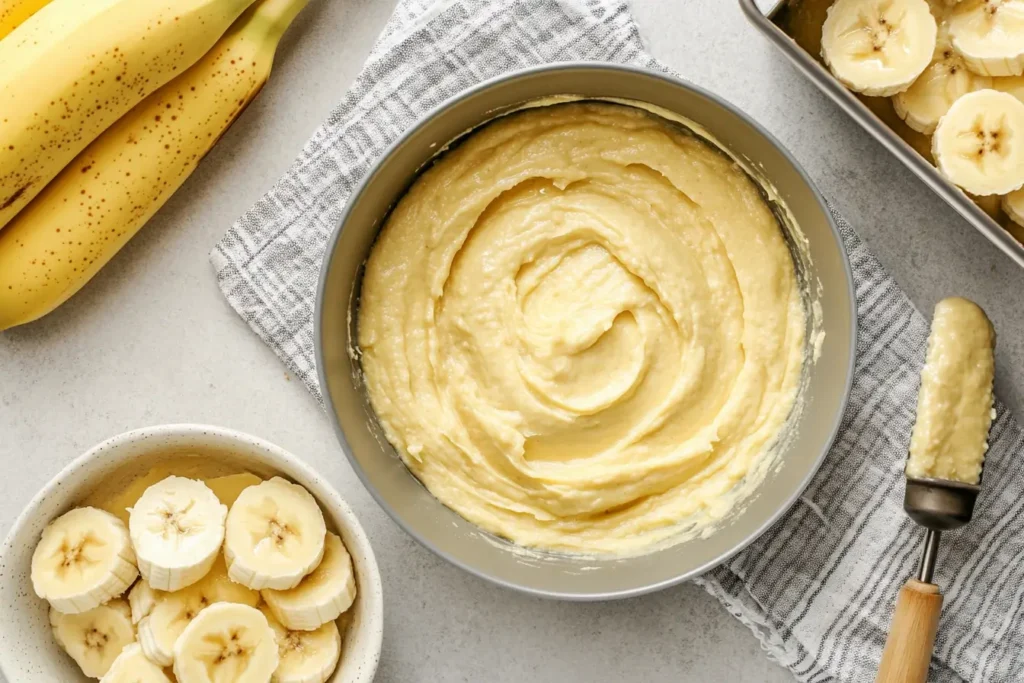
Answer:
907, 297, 995, 484
358, 101, 806, 554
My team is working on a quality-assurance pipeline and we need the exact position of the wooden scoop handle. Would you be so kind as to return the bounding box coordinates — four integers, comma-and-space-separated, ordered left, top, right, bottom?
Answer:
875, 579, 943, 683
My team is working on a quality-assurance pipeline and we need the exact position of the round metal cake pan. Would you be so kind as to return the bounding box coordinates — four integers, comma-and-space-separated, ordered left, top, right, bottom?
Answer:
315, 63, 856, 600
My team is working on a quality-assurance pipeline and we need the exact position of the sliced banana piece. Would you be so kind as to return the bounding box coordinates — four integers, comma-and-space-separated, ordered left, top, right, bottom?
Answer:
137, 556, 259, 667
948, 0, 1024, 77
1003, 187, 1024, 225
172, 602, 278, 683
32, 506, 138, 614
224, 477, 327, 591
262, 532, 356, 632
129, 476, 227, 592
933, 89, 1024, 194
822, 0, 938, 96
128, 579, 161, 624
50, 599, 135, 679
260, 605, 341, 683
894, 29, 992, 133
100, 642, 172, 683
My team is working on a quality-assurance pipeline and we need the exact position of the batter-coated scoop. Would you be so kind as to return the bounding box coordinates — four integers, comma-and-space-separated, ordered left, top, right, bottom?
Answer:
876, 298, 995, 683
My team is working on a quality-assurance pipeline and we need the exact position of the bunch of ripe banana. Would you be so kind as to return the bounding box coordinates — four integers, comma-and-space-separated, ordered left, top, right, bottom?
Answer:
820, 0, 1024, 229
0, 0, 307, 330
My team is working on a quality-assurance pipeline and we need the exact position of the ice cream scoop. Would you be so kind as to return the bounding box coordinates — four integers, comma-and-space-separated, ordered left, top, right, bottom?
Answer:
876, 297, 995, 683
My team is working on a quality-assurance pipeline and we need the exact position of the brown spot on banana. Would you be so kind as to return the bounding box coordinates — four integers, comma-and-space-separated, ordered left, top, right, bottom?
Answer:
1, 183, 31, 210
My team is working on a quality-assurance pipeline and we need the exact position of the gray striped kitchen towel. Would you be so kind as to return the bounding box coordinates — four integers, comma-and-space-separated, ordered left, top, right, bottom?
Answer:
211, 0, 1024, 680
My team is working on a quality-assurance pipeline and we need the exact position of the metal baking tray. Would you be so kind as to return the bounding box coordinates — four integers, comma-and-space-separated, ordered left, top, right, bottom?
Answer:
740, 0, 1024, 268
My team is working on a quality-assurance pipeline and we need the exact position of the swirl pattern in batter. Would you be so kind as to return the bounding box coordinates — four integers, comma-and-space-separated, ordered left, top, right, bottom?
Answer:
358, 101, 805, 554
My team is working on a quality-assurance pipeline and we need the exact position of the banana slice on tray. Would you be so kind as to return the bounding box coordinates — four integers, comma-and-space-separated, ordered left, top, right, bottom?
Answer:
261, 605, 342, 683
32, 507, 138, 614
172, 602, 279, 683
948, 0, 1024, 77
822, 0, 938, 96
894, 28, 992, 133
100, 643, 172, 683
225, 477, 327, 591
137, 556, 259, 667
933, 89, 1024, 195
262, 532, 357, 631
50, 599, 135, 679
1003, 188, 1024, 225
129, 476, 227, 592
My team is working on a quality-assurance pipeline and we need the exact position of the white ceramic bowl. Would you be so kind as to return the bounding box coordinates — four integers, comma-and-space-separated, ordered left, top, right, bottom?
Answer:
0, 424, 383, 682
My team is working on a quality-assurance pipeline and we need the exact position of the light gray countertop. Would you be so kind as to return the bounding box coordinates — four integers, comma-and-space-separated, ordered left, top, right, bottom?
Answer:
3, 1, 1022, 681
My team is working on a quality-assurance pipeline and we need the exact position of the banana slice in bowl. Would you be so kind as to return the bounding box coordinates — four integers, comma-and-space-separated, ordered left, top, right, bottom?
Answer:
128, 579, 160, 624
262, 532, 357, 631
99, 643, 171, 683
49, 599, 135, 679
129, 476, 227, 592
262, 605, 343, 683
172, 602, 279, 683
822, 0, 938, 96
225, 477, 327, 591
31, 507, 138, 615
933, 89, 1024, 195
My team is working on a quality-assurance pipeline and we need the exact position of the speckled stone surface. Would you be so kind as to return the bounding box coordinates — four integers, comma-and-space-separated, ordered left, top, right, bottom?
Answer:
2, 1, 1021, 681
